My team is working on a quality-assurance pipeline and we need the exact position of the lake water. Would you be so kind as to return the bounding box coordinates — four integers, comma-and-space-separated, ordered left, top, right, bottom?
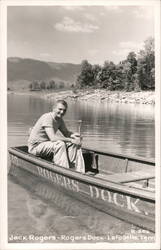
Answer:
7, 93, 155, 243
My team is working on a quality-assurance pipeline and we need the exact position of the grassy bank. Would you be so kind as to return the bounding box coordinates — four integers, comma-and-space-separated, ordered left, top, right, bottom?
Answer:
8, 89, 155, 105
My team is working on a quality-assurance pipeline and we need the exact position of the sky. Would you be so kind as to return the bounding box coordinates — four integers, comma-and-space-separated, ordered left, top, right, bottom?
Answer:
7, 4, 155, 65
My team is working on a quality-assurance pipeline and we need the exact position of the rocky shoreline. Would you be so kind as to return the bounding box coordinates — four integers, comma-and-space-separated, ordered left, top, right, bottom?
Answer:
8, 89, 155, 105
45, 89, 155, 105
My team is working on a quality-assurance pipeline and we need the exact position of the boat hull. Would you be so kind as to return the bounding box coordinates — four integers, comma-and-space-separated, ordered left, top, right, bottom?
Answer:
8, 146, 155, 232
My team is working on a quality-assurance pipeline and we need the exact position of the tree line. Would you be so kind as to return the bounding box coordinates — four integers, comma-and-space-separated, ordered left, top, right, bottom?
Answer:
76, 37, 155, 91
29, 80, 65, 91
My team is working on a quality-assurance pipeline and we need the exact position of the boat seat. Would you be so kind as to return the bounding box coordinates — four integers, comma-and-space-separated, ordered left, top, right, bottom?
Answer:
96, 169, 155, 183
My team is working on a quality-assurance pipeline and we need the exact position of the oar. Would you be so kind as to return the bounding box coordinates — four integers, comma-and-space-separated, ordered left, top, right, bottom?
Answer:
78, 120, 82, 135
78, 120, 83, 145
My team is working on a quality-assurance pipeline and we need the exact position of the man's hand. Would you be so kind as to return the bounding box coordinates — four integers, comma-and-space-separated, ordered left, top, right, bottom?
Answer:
71, 133, 82, 139
71, 137, 82, 146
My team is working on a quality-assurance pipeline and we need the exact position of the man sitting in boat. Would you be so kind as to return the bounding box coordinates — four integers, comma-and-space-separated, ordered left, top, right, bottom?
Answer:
28, 99, 85, 173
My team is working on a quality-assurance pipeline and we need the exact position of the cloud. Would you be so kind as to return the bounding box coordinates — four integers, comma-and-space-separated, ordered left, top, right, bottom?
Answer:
62, 6, 84, 11
133, 6, 154, 20
104, 6, 122, 13
112, 41, 144, 58
100, 12, 105, 16
55, 17, 99, 33
119, 41, 144, 51
84, 13, 96, 21
112, 49, 131, 57
88, 49, 99, 56
39, 53, 52, 58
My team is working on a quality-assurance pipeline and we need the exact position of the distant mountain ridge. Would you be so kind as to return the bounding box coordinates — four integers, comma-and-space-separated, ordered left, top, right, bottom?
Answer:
7, 57, 81, 89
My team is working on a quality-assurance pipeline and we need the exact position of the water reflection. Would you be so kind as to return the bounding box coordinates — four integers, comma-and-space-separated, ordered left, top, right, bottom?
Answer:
7, 93, 155, 244
8, 166, 154, 243
67, 101, 155, 158
8, 94, 155, 159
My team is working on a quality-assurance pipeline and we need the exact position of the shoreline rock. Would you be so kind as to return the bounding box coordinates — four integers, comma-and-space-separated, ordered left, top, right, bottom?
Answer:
8, 89, 155, 105
45, 89, 155, 105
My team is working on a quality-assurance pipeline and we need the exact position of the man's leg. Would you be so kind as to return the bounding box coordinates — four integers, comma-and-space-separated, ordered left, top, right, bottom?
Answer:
29, 141, 54, 158
29, 141, 85, 172
29, 141, 70, 168
53, 141, 70, 168
66, 143, 85, 173
66, 142, 78, 164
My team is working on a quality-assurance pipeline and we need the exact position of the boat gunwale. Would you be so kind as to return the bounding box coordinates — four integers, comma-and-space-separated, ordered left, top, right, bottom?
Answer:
83, 147, 155, 165
8, 146, 155, 202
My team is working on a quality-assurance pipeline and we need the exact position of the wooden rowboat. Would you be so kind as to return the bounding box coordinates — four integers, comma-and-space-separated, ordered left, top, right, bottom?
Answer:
8, 145, 155, 232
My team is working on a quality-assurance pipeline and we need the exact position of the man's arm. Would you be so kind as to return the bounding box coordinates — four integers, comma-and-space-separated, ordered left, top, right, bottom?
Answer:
59, 119, 81, 139
45, 127, 72, 142
59, 120, 73, 138
45, 127, 81, 145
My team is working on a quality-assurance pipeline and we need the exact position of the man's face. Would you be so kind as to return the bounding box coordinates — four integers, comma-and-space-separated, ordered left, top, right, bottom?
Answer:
54, 103, 67, 118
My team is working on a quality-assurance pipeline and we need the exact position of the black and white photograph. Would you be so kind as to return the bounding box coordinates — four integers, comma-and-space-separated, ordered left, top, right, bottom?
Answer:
0, 0, 160, 249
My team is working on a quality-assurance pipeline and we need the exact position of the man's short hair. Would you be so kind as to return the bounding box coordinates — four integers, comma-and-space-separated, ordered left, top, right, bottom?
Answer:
54, 100, 68, 109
